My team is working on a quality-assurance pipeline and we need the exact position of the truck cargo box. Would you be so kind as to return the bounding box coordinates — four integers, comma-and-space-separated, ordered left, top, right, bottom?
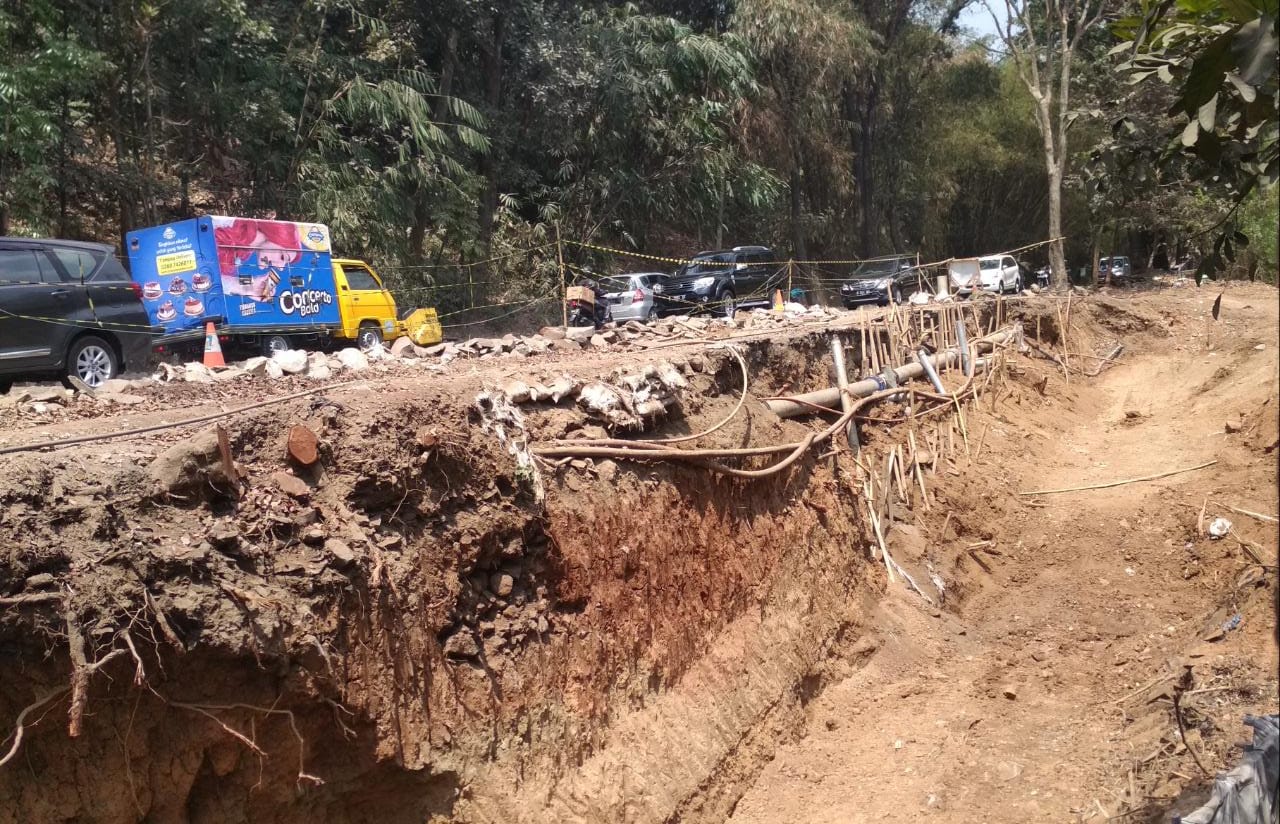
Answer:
126, 216, 342, 338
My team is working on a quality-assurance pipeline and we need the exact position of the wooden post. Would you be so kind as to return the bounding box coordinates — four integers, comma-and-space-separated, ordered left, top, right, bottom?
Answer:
555, 222, 567, 329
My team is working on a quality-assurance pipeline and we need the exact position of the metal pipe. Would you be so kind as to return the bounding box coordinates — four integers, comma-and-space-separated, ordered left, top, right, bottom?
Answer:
829, 334, 859, 450
956, 317, 971, 377
917, 348, 946, 393
764, 326, 1015, 418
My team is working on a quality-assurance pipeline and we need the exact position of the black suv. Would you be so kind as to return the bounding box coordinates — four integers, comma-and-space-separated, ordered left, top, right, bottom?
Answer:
654, 246, 781, 317
840, 255, 920, 308
0, 238, 155, 391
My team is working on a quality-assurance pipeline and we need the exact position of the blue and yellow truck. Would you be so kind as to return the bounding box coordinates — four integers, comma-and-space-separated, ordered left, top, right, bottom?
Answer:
126, 216, 440, 357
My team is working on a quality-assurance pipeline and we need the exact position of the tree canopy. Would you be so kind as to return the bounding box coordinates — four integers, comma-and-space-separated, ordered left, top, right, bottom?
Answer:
1, 0, 1275, 317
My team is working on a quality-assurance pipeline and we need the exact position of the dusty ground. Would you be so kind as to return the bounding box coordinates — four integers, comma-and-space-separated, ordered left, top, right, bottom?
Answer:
730, 282, 1279, 823
0, 282, 1274, 823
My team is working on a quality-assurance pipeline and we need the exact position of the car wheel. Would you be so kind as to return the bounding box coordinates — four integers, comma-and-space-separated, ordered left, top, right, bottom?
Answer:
262, 334, 291, 356
1015, 275, 1023, 293
0, 381, 11, 395
721, 290, 737, 319
66, 335, 118, 389
357, 322, 384, 351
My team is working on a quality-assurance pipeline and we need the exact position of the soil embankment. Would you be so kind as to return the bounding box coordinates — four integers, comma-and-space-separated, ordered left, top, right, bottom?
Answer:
0, 284, 1275, 823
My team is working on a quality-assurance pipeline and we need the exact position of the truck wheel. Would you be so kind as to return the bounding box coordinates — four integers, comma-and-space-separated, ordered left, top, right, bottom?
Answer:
262, 335, 291, 356
66, 335, 118, 389
357, 323, 384, 351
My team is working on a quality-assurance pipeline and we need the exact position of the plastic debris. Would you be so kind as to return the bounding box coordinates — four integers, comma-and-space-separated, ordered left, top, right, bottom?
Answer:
1208, 517, 1232, 539
1176, 715, 1278, 824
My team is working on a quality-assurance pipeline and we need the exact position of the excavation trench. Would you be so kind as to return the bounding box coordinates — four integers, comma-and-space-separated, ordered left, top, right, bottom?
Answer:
0, 297, 1205, 823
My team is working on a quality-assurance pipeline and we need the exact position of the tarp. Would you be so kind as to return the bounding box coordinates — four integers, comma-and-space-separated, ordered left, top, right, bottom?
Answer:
1176, 715, 1279, 824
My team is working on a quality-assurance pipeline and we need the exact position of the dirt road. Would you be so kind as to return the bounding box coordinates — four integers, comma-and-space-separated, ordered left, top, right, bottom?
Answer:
729, 284, 1278, 823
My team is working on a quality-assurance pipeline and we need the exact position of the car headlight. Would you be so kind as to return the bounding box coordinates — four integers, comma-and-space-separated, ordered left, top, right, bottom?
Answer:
692, 276, 716, 290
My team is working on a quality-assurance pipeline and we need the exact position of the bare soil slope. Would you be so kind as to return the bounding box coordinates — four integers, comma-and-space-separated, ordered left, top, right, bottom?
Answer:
730, 283, 1278, 823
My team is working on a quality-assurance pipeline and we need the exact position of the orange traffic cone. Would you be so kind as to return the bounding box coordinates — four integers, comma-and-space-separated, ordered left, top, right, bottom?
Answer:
773, 289, 784, 312
203, 321, 226, 368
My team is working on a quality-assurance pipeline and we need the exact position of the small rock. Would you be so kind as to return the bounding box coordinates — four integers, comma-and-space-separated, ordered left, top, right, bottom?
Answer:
564, 325, 594, 341
307, 364, 332, 381
23, 573, 56, 591
212, 366, 247, 382
302, 525, 327, 545
1224, 415, 1244, 433
271, 471, 311, 499
1124, 409, 1142, 419
1001, 685, 1018, 700
443, 631, 480, 660
335, 348, 369, 371
377, 535, 403, 550
287, 424, 320, 466
596, 459, 618, 482
208, 525, 240, 551
687, 355, 706, 373
265, 360, 284, 379
100, 378, 136, 395
491, 573, 515, 597
539, 326, 567, 340
589, 334, 608, 348
324, 538, 355, 566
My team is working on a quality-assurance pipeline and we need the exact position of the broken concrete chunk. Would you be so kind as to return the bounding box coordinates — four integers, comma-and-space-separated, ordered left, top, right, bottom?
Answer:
272, 350, 308, 375
335, 348, 369, 371
149, 430, 233, 496
390, 336, 417, 358
307, 364, 333, 381
538, 326, 567, 340
589, 334, 608, 348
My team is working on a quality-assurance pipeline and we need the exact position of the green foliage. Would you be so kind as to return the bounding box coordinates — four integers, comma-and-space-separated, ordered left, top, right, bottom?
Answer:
1112, 0, 1278, 278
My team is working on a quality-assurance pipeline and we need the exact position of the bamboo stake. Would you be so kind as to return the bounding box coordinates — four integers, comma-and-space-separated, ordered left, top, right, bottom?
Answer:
1021, 461, 1218, 496
953, 394, 972, 458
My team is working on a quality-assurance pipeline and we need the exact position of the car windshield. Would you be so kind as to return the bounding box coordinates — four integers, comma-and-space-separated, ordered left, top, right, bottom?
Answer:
853, 259, 902, 279
980, 259, 1000, 270
678, 253, 734, 277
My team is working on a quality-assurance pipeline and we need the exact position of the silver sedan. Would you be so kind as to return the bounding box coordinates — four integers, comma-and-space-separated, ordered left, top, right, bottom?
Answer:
602, 273, 668, 322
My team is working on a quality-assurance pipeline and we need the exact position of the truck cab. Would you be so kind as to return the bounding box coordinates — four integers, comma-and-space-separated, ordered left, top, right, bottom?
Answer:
332, 258, 400, 349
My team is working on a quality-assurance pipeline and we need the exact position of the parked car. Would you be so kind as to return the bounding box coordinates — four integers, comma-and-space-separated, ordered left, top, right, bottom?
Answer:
653, 246, 780, 318
601, 272, 667, 322
839, 255, 918, 307
1098, 256, 1132, 283
948, 254, 1022, 296
0, 237, 156, 391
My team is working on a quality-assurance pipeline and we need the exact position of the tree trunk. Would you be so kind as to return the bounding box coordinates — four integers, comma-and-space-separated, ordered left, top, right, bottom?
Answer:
857, 102, 877, 256
476, 14, 506, 257
789, 160, 808, 263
